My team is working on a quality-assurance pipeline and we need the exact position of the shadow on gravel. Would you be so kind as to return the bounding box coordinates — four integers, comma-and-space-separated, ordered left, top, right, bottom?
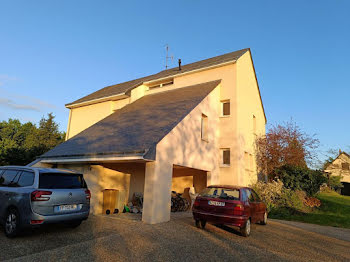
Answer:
0, 222, 79, 239
213, 224, 242, 236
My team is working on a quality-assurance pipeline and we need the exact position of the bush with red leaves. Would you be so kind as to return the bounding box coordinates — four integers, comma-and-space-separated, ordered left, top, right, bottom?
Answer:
303, 197, 321, 208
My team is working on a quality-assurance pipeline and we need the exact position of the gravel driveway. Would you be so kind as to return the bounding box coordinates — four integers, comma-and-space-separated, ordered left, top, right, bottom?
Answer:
1, 214, 349, 262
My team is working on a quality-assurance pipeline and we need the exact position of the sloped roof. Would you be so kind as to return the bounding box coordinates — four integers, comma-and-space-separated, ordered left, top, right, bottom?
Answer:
66, 48, 249, 107
41, 80, 221, 161
324, 151, 350, 170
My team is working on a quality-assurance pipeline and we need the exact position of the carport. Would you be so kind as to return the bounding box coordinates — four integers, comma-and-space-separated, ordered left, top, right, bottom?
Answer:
171, 165, 207, 203
32, 81, 221, 224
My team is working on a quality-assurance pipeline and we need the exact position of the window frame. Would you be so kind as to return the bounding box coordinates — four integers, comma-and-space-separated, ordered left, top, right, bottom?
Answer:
39, 172, 87, 189
148, 80, 174, 89
199, 187, 240, 200
220, 100, 230, 117
0, 169, 21, 187
201, 114, 208, 142
17, 171, 35, 187
253, 115, 257, 135
220, 148, 231, 167
251, 189, 261, 202
245, 189, 255, 202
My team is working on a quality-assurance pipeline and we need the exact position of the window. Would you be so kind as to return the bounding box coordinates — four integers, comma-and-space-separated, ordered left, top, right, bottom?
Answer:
245, 189, 255, 202
39, 172, 86, 189
17, 171, 35, 187
251, 190, 261, 202
199, 187, 240, 200
149, 80, 174, 89
0, 169, 20, 187
241, 189, 248, 202
253, 115, 257, 134
220, 148, 230, 166
201, 114, 208, 141
221, 100, 230, 116
244, 152, 249, 169
342, 163, 350, 170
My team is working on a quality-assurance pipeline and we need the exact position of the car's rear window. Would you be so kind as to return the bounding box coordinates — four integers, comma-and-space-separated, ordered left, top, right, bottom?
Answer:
39, 172, 86, 189
199, 187, 240, 200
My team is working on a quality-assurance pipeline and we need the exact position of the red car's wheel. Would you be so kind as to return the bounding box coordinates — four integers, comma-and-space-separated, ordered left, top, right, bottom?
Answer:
195, 220, 206, 229
240, 219, 251, 237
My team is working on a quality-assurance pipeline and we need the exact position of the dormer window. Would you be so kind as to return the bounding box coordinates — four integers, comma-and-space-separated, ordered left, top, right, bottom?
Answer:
149, 80, 174, 89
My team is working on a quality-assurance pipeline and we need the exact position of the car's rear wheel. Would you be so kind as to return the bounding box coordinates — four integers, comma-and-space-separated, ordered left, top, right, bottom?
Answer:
5, 208, 21, 238
240, 218, 251, 237
260, 211, 267, 225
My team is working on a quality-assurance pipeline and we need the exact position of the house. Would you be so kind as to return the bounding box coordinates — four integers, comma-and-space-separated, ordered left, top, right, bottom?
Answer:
324, 150, 350, 195
32, 48, 266, 224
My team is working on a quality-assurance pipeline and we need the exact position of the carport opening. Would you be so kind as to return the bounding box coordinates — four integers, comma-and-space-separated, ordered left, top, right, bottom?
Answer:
171, 165, 207, 214
341, 182, 350, 196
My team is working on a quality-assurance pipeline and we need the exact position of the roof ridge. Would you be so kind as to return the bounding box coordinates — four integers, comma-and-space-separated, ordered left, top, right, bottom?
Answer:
152, 48, 249, 74
66, 48, 249, 106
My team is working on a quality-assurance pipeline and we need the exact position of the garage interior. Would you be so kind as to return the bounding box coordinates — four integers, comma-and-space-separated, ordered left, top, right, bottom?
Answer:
53, 161, 208, 218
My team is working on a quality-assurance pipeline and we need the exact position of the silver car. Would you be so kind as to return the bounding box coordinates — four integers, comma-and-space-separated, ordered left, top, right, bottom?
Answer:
0, 166, 90, 237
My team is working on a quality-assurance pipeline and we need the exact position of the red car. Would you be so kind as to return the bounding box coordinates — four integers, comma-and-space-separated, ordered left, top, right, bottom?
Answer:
192, 185, 267, 237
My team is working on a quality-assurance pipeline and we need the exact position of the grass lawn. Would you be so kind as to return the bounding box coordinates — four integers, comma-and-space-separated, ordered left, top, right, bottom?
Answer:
270, 191, 350, 228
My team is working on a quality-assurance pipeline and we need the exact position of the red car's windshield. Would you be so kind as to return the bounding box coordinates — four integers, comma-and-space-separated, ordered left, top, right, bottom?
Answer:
199, 187, 240, 201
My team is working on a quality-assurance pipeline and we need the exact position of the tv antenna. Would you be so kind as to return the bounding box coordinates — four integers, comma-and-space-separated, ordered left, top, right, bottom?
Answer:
165, 44, 173, 69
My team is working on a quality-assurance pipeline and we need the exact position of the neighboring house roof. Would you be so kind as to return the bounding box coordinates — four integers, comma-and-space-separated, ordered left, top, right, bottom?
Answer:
66, 48, 249, 107
324, 151, 350, 170
341, 152, 350, 158
40, 80, 221, 161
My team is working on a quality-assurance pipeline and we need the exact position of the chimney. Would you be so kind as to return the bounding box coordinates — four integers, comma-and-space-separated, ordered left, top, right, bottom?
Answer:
339, 149, 342, 154
178, 59, 182, 71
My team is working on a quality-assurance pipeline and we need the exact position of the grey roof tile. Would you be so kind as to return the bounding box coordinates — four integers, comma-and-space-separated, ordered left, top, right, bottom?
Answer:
41, 80, 221, 160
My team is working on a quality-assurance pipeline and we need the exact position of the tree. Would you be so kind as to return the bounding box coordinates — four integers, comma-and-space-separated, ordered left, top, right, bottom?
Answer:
275, 165, 327, 196
256, 120, 319, 179
0, 113, 65, 166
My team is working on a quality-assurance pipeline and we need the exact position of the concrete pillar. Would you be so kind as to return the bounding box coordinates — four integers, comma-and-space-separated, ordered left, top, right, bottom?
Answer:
142, 161, 173, 224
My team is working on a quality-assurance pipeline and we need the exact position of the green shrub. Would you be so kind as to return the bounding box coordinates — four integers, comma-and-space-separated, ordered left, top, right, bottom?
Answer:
276, 189, 305, 211
275, 165, 327, 196
252, 180, 284, 212
252, 180, 305, 213
328, 175, 343, 191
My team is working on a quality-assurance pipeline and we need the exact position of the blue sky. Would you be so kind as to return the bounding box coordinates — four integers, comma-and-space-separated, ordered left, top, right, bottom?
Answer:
0, 0, 349, 163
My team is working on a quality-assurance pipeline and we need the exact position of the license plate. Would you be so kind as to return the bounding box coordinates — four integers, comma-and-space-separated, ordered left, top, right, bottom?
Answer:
58, 204, 78, 211
208, 200, 225, 206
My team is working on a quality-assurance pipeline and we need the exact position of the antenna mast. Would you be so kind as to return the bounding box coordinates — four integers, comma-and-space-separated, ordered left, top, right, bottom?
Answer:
165, 44, 173, 69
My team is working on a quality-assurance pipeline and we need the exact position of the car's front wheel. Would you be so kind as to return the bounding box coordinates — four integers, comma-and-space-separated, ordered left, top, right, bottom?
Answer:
240, 218, 251, 237
5, 208, 21, 238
